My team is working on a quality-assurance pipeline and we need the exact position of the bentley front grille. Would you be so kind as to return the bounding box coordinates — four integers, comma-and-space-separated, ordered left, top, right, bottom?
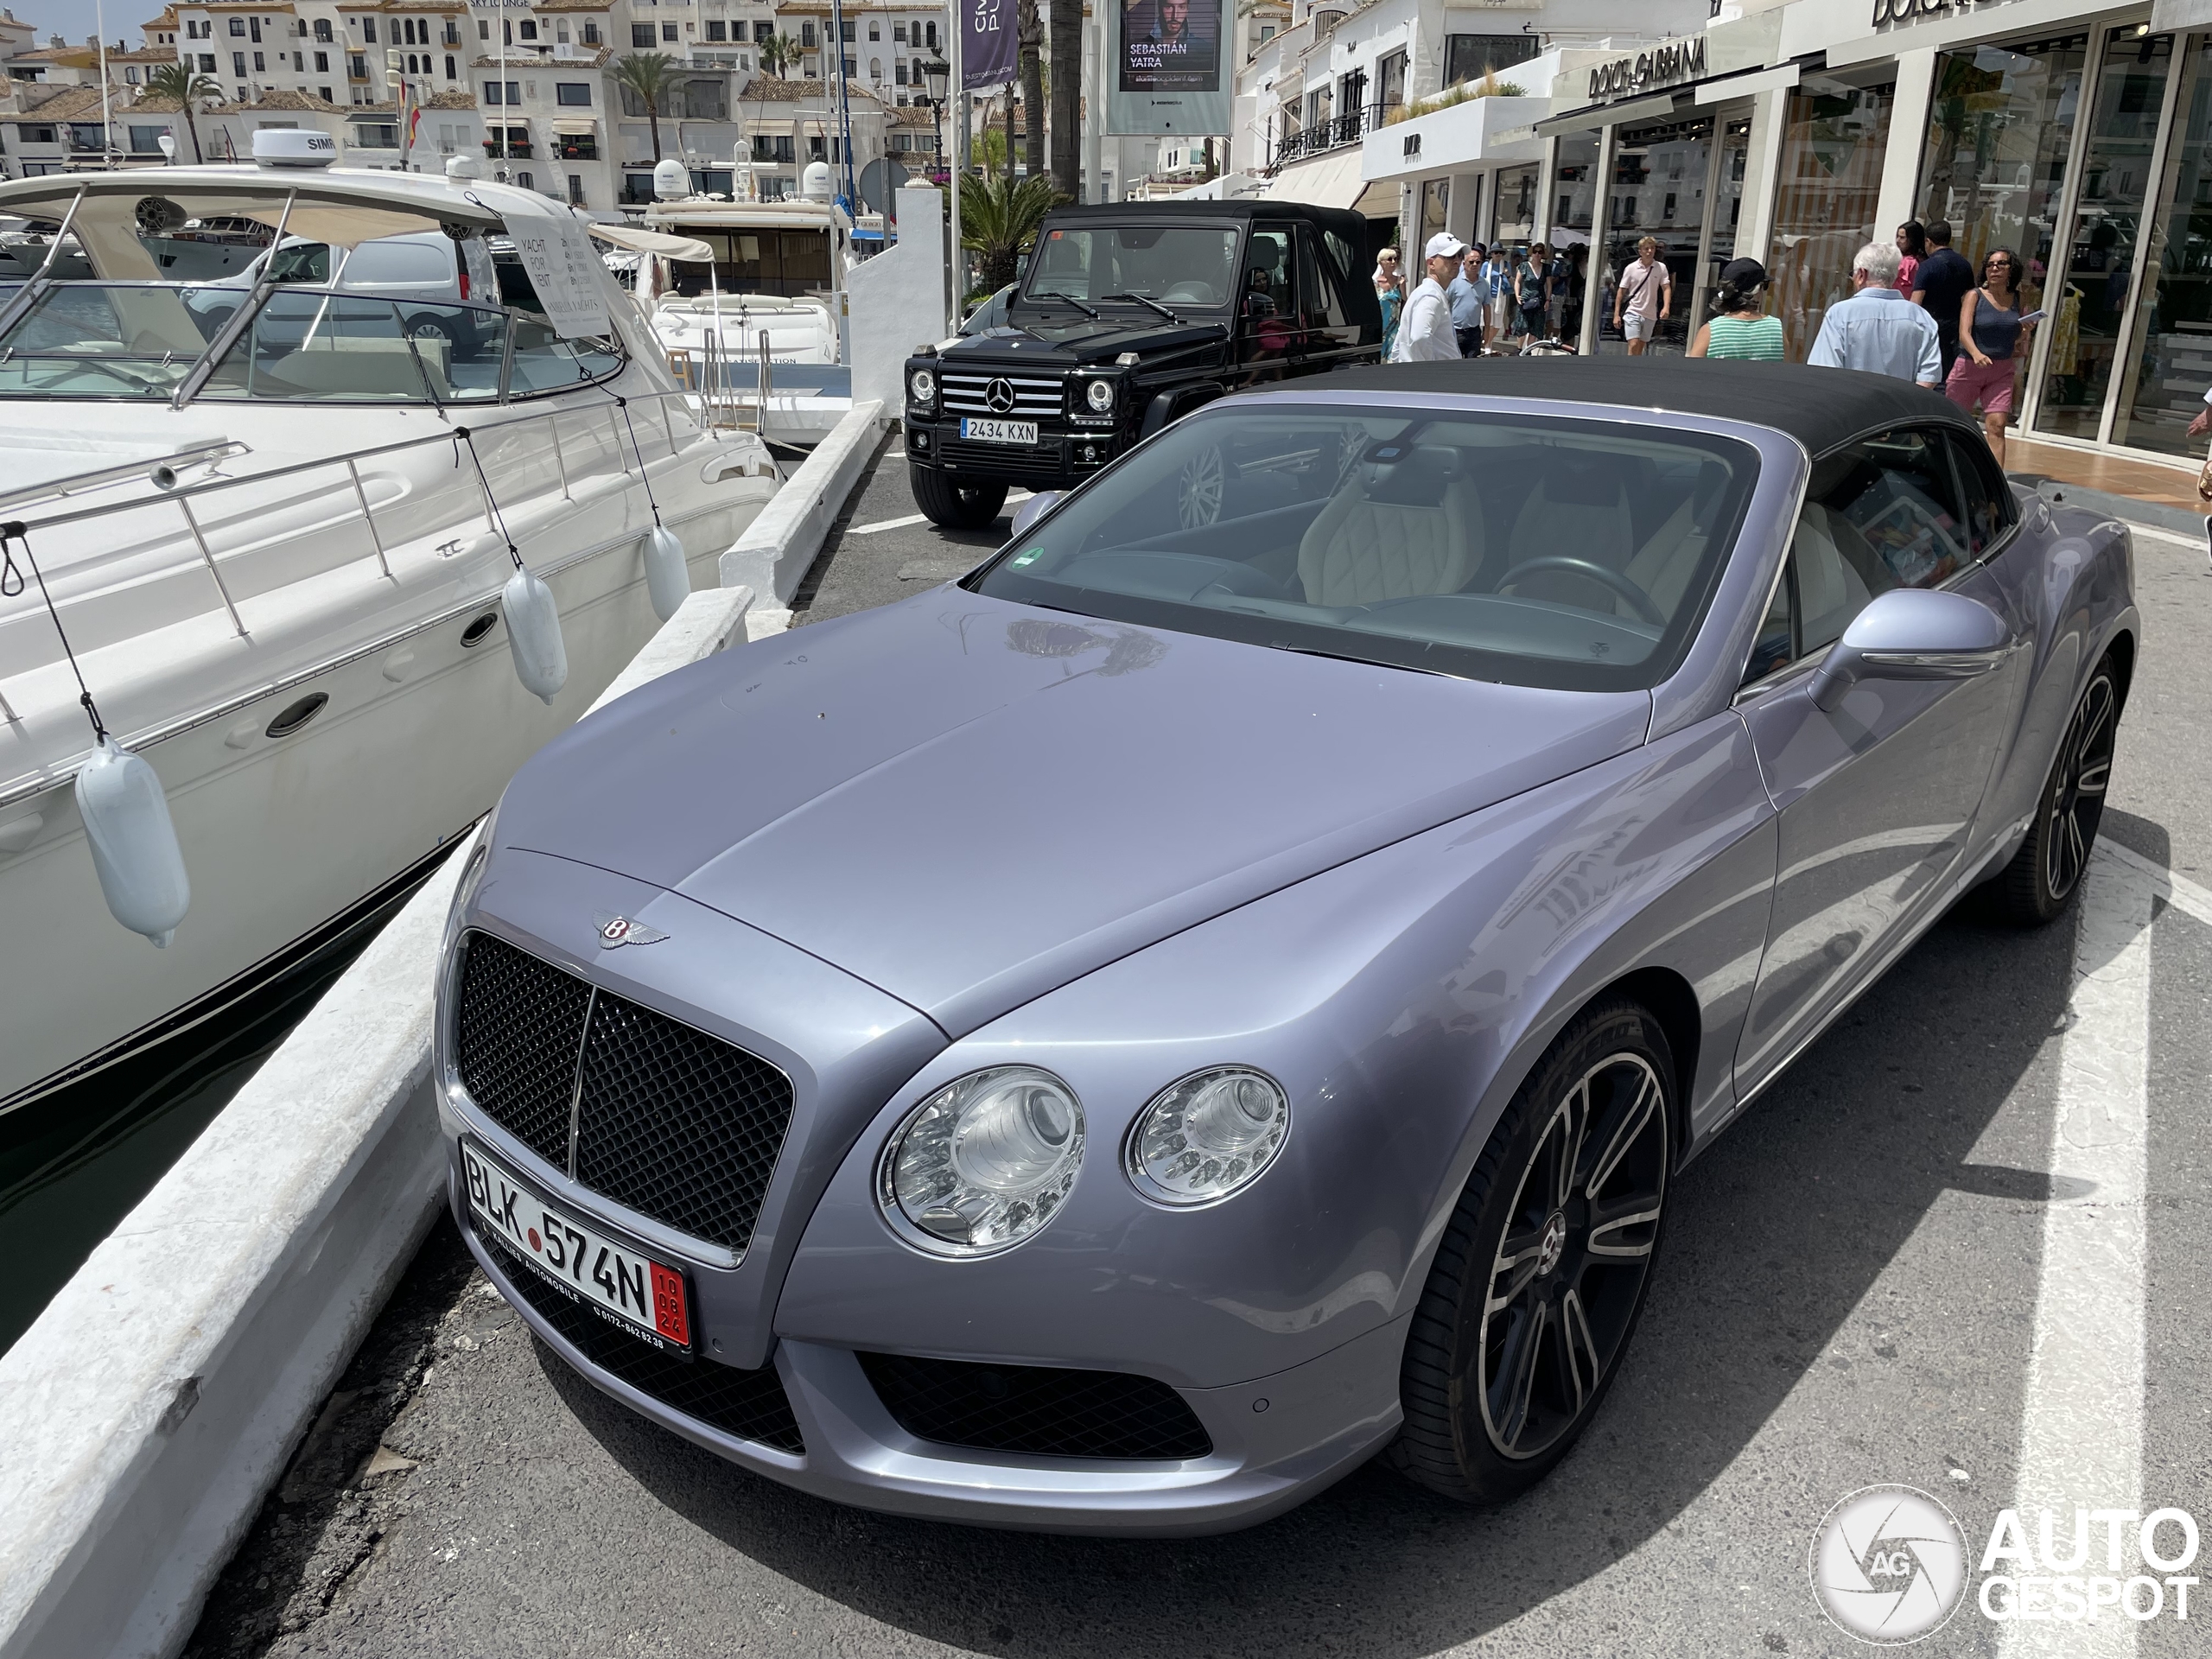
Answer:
940, 370, 1062, 417
453, 931, 794, 1255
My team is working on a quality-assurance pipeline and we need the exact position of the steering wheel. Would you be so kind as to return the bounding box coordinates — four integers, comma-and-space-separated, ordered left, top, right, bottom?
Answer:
1496, 556, 1665, 626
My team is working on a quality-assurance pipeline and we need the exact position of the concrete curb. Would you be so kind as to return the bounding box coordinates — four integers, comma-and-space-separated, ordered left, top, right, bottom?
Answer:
0, 586, 756, 1659
718, 399, 888, 605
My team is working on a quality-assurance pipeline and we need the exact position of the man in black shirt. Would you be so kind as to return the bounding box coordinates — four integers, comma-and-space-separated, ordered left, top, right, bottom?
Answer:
1912, 219, 1977, 383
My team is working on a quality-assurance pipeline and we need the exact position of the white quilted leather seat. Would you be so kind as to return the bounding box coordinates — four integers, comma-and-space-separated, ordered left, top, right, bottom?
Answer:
1297, 448, 1482, 607
1503, 465, 1637, 592
1792, 502, 1877, 651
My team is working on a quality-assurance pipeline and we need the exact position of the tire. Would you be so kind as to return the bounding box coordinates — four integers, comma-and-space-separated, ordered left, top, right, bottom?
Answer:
1388, 998, 1675, 1504
911, 463, 1008, 530
1992, 653, 2120, 925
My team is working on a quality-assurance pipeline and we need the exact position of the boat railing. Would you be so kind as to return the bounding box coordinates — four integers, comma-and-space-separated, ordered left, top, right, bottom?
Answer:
0, 386, 718, 811
5, 386, 706, 638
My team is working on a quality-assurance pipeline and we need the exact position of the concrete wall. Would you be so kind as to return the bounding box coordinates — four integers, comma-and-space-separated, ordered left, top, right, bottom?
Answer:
0, 586, 758, 1659
848, 186, 950, 412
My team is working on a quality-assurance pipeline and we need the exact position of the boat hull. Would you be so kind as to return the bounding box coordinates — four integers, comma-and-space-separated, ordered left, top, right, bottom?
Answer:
0, 488, 770, 1114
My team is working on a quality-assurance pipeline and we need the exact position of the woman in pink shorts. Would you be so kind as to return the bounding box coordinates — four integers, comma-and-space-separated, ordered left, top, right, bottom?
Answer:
1948, 249, 2035, 467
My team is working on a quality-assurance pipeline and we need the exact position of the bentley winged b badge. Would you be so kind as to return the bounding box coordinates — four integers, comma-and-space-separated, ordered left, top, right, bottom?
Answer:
594, 912, 669, 949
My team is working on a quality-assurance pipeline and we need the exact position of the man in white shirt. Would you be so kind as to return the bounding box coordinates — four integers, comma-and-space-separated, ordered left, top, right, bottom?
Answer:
1393, 232, 1465, 363
1613, 237, 1670, 356
1808, 242, 1943, 387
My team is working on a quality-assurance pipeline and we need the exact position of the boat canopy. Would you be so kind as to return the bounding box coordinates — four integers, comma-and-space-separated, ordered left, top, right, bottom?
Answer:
588, 224, 715, 264
0, 167, 516, 283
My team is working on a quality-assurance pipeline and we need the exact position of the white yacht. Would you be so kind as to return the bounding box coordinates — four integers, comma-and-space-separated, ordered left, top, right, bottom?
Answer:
630, 188, 864, 444
0, 145, 779, 1115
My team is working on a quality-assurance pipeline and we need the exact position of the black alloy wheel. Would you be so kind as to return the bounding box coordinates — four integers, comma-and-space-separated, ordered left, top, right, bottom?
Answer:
1390, 998, 1674, 1503
1994, 655, 2120, 925
911, 463, 1009, 530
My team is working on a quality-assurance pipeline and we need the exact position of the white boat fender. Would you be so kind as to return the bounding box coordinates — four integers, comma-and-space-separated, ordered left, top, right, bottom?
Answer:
609, 393, 692, 622
643, 524, 690, 623
455, 427, 570, 703
502, 565, 568, 704
3, 521, 192, 945
77, 735, 192, 947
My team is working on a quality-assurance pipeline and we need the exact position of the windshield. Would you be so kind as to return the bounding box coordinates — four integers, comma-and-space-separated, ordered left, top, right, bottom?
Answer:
969, 405, 1761, 692
0, 282, 621, 403
1019, 224, 1239, 310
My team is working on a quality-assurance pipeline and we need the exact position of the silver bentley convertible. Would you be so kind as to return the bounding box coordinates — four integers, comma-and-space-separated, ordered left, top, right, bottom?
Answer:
437, 359, 2135, 1534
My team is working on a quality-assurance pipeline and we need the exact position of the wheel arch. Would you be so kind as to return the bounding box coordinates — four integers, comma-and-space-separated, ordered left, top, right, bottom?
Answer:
1592, 966, 1701, 1160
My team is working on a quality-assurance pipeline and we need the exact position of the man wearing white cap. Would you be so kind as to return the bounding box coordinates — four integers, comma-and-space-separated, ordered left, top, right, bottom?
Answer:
1393, 232, 1465, 363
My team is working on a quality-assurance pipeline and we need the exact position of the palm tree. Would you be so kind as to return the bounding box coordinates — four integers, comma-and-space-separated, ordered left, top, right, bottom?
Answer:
612, 52, 681, 162
143, 62, 221, 164
960, 170, 1063, 292
1047, 0, 1079, 197
1019, 0, 1044, 182
759, 32, 798, 79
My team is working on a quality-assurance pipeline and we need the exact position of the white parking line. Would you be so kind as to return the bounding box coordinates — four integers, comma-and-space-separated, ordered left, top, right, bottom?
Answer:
848, 489, 1031, 537
2003, 844, 2157, 1658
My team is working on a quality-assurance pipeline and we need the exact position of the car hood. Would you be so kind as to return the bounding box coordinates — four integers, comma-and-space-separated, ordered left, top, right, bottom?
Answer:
496, 592, 1651, 1038
947, 312, 1228, 365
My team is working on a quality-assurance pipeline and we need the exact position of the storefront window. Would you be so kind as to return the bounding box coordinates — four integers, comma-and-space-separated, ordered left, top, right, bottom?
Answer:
2037, 28, 2176, 441
1493, 162, 1538, 245
2113, 35, 2212, 454
1770, 79, 1895, 362
1919, 37, 2087, 290
1596, 116, 1711, 356
1708, 117, 1751, 274
1550, 132, 1599, 256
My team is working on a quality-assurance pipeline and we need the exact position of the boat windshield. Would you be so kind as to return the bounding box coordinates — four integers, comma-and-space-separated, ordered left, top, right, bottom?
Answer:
969, 404, 1762, 693
0, 282, 622, 403
1020, 224, 1240, 311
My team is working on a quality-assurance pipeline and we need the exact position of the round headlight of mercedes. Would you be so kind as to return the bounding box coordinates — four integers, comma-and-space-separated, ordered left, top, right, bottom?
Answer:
881, 1066, 1084, 1255
1126, 1067, 1290, 1206
1084, 377, 1115, 412
909, 366, 936, 404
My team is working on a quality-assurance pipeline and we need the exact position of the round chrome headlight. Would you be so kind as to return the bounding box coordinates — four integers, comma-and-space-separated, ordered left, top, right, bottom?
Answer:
1126, 1067, 1289, 1206
908, 366, 936, 404
880, 1066, 1084, 1255
1084, 376, 1115, 412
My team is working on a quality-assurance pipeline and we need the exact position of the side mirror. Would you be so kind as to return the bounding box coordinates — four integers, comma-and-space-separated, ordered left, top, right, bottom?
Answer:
1007, 490, 1061, 543
1808, 588, 2009, 713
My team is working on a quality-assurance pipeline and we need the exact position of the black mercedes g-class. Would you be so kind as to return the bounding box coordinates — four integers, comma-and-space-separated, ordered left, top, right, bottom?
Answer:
902, 201, 1382, 527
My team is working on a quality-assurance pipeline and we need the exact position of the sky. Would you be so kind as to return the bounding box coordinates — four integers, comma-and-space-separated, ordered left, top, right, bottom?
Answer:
6, 0, 124, 51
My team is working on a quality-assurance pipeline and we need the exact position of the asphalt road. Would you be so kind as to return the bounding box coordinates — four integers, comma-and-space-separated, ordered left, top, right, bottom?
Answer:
185, 467, 2212, 1659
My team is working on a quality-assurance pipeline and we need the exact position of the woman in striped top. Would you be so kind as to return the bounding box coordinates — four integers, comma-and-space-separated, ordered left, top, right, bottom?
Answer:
1686, 257, 1786, 361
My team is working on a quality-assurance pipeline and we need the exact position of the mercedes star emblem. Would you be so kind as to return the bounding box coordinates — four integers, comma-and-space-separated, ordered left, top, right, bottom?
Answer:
984, 377, 1017, 414
594, 912, 669, 949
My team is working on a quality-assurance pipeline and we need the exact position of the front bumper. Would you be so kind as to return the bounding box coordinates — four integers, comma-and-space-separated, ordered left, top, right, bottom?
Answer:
905, 415, 1122, 486
452, 1154, 1404, 1535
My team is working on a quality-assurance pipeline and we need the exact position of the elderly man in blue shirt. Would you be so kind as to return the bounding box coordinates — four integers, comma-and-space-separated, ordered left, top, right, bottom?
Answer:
1808, 241, 1943, 387
1447, 243, 1490, 358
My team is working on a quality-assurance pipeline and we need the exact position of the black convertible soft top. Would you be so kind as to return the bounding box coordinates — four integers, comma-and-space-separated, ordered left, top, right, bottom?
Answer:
1320, 358, 1980, 456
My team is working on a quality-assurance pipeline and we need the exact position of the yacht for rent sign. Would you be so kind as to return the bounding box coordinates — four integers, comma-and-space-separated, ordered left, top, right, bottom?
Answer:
506, 213, 612, 338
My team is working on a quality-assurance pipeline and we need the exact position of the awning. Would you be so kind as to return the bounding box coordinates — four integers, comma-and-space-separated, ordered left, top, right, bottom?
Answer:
550, 118, 597, 136
588, 222, 714, 262
1260, 145, 1364, 210
1351, 179, 1398, 218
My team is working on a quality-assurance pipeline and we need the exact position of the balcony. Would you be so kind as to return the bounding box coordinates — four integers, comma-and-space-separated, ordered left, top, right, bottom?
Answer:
1267, 101, 1390, 173
484, 140, 534, 158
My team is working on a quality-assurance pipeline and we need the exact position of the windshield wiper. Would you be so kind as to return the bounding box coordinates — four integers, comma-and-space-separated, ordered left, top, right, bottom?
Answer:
1270, 641, 1455, 678
1031, 289, 1099, 319
1105, 291, 1180, 323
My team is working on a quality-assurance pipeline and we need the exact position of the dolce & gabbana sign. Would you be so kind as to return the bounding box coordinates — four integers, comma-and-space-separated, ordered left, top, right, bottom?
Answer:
1872, 0, 1961, 23
1586, 35, 1707, 102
